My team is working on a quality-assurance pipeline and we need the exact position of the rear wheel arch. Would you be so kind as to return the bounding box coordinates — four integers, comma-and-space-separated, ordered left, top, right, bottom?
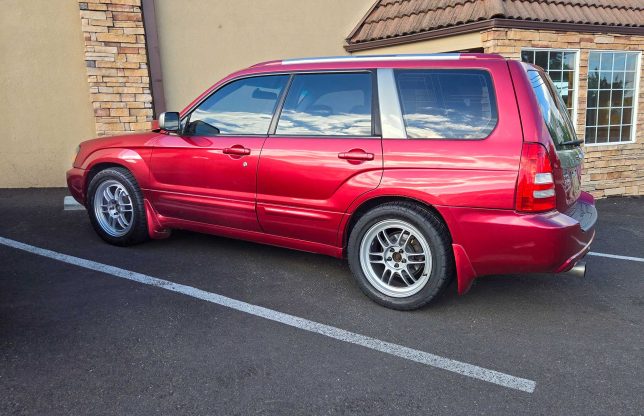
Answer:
345, 198, 456, 309
344, 196, 452, 249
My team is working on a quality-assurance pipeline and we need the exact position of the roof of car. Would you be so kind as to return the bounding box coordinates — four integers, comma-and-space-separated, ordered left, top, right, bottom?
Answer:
249, 53, 505, 68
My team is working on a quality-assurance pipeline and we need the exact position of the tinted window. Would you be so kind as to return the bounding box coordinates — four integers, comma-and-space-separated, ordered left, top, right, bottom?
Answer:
276, 73, 372, 136
394, 69, 497, 139
528, 69, 577, 150
185, 75, 288, 136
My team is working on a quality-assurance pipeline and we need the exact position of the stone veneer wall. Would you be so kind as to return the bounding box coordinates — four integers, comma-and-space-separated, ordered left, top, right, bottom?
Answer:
481, 29, 644, 198
78, 0, 153, 136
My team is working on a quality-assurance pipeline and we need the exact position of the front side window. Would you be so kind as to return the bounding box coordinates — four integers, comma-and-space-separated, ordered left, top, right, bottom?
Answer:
394, 69, 498, 139
585, 51, 640, 144
184, 75, 288, 136
521, 49, 578, 119
276, 73, 373, 136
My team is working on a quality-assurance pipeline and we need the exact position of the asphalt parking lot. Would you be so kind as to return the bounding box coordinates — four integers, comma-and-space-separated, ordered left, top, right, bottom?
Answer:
0, 188, 642, 415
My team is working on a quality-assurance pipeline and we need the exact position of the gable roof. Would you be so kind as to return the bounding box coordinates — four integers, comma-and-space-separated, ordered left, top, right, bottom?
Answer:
346, 0, 644, 51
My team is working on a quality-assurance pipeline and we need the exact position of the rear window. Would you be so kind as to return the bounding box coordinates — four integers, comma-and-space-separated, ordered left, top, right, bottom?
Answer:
527, 69, 578, 149
394, 69, 498, 139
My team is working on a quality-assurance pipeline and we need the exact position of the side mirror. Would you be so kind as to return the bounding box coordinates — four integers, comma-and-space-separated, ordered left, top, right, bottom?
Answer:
158, 112, 180, 133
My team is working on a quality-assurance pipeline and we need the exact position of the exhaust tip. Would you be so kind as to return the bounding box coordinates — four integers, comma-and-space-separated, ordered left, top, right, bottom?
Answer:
568, 260, 586, 278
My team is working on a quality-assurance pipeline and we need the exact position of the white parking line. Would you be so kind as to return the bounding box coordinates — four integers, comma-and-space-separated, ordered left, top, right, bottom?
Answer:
588, 252, 644, 263
0, 236, 535, 394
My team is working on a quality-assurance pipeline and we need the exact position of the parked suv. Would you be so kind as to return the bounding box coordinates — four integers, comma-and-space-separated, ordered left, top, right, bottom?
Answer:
67, 53, 596, 310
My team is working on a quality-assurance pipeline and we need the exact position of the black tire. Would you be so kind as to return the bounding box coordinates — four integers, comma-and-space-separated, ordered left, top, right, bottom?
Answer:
347, 202, 454, 310
86, 167, 149, 246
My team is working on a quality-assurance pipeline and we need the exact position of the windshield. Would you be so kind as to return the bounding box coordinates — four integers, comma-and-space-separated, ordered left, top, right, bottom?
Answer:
528, 69, 578, 150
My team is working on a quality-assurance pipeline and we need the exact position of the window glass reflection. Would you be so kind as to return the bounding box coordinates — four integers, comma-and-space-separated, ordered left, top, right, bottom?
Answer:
584, 51, 640, 144
528, 70, 577, 150
276, 73, 372, 136
394, 69, 498, 139
185, 75, 288, 136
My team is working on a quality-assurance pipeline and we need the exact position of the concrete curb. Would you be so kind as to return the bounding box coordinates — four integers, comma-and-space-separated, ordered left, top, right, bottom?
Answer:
64, 196, 85, 211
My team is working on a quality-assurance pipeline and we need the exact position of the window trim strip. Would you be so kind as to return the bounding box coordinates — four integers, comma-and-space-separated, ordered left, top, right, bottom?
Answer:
376, 68, 407, 139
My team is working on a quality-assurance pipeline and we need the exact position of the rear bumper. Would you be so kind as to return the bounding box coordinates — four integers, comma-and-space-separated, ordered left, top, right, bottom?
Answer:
66, 167, 87, 205
446, 192, 597, 280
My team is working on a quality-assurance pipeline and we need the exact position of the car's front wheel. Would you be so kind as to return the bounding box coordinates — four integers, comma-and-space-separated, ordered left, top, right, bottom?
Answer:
87, 167, 148, 246
348, 202, 454, 310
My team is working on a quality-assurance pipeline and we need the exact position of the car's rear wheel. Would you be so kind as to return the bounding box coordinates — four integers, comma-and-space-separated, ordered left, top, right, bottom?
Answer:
87, 167, 148, 246
348, 202, 453, 310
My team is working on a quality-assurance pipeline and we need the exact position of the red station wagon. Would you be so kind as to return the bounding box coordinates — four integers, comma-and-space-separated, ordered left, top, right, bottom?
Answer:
67, 53, 597, 310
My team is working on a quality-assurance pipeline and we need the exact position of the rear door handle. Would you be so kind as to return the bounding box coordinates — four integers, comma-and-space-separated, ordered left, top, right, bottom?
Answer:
338, 149, 374, 161
223, 146, 251, 156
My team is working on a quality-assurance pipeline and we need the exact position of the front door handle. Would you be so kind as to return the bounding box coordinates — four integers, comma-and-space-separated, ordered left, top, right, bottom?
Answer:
223, 145, 251, 156
338, 149, 374, 161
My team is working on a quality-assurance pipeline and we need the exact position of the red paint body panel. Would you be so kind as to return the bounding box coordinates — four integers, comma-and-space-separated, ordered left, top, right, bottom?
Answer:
67, 54, 597, 296
147, 134, 265, 231
444, 205, 594, 276
256, 137, 383, 245
381, 60, 523, 210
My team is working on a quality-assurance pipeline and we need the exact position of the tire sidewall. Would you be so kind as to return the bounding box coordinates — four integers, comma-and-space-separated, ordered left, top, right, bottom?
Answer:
348, 204, 451, 310
87, 168, 147, 245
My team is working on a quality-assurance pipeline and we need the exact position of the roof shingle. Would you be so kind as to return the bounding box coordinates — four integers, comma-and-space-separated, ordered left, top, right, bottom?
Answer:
347, 0, 644, 45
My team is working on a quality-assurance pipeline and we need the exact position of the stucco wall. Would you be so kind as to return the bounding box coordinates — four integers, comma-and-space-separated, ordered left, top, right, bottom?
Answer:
154, 0, 374, 111
351, 32, 482, 55
0, 0, 96, 188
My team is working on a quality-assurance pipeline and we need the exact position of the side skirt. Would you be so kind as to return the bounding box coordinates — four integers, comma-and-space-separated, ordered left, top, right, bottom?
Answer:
154, 213, 343, 258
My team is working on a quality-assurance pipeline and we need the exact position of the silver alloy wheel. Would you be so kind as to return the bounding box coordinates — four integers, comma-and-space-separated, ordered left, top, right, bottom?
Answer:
93, 179, 134, 237
359, 219, 433, 298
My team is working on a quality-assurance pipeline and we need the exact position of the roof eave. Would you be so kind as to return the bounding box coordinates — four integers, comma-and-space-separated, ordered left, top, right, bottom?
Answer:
345, 18, 644, 52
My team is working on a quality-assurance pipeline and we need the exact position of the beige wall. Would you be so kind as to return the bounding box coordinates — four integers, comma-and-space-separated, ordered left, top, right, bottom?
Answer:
154, 0, 374, 110
352, 32, 482, 55
0, 0, 96, 188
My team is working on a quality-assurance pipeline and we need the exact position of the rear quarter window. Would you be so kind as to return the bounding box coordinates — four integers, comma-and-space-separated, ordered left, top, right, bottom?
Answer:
394, 69, 498, 139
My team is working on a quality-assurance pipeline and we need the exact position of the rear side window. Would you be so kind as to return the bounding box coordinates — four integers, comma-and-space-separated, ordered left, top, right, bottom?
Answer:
276, 73, 372, 136
185, 75, 288, 136
394, 69, 498, 139
527, 69, 578, 150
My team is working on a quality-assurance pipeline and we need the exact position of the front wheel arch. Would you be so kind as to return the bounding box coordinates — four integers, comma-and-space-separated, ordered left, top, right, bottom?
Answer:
85, 162, 130, 202
86, 166, 149, 246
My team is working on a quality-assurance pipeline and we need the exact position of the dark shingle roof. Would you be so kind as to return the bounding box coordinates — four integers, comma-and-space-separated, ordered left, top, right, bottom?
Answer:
347, 0, 644, 45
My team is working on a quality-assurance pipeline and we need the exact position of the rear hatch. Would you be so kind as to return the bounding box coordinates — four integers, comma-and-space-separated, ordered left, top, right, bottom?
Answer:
526, 68, 584, 213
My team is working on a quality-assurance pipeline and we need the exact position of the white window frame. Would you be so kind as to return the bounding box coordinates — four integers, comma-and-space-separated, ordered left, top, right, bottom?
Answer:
520, 48, 581, 128
583, 49, 641, 147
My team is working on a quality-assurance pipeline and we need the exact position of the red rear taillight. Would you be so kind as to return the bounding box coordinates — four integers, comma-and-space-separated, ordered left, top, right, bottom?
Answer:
516, 143, 556, 212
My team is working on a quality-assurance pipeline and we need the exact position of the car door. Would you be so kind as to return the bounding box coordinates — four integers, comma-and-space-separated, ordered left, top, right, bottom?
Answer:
148, 74, 289, 231
256, 71, 383, 246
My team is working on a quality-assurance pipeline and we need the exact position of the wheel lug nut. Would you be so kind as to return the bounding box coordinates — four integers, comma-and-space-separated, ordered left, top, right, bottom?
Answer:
402, 259, 406, 263
394, 263, 399, 268
386, 257, 392, 261
390, 248, 395, 252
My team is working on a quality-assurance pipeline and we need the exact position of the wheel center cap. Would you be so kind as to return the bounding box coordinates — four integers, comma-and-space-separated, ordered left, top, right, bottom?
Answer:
392, 252, 403, 262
